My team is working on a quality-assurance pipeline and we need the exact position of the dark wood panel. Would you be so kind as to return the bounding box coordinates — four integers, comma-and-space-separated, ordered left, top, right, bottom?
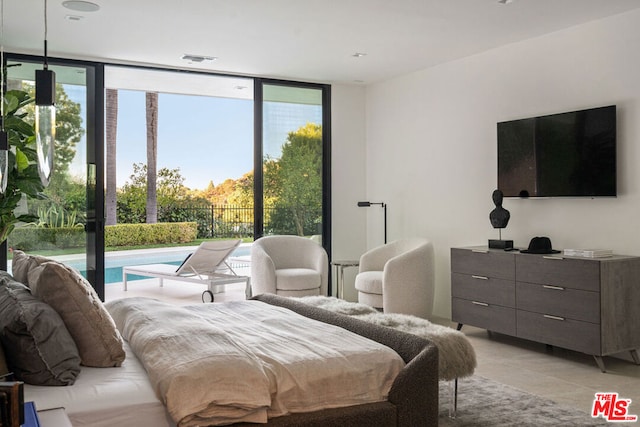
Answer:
452, 298, 516, 336
600, 258, 640, 355
451, 248, 515, 280
516, 282, 599, 323
452, 273, 515, 307
517, 310, 600, 355
515, 254, 600, 291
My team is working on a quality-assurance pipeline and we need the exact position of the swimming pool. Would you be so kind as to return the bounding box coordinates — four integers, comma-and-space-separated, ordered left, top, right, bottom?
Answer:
65, 244, 251, 285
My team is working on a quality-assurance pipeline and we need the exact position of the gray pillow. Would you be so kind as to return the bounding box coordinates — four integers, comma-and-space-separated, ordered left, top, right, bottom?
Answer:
10, 250, 51, 286
0, 272, 81, 386
28, 262, 126, 367
11, 250, 126, 367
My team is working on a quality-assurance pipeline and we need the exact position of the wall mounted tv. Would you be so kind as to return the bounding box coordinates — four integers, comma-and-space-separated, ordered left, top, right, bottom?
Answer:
497, 105, 616, 198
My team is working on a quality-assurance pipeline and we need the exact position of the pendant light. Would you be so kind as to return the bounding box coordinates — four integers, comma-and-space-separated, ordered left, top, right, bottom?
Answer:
0, 0, 8, 194
35, 0, 55, 187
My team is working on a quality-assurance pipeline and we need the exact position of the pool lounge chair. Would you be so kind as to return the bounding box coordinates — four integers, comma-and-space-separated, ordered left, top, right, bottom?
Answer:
122, 240, 250, 302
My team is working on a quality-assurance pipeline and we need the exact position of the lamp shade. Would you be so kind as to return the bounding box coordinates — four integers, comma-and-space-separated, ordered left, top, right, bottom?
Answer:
35, 69, 56, 186
35, 68, 55, 106
35, 104, 55, 186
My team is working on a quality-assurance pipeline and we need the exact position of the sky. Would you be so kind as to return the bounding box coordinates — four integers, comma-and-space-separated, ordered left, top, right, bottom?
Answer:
65, 85, 322, 192
114, 90, 254, 190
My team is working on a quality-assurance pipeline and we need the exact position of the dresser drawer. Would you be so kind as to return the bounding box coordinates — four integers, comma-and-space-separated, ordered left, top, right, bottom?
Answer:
452, 297, 516, 335
517, 310, 600, 354
452, 273, 515, 307
516, 255, 600, 291
451, 248, 515, 280
516, 282, 600, 323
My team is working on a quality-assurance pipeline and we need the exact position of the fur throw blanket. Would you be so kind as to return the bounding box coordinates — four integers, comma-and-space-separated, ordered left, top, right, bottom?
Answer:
299, 296, 476, 381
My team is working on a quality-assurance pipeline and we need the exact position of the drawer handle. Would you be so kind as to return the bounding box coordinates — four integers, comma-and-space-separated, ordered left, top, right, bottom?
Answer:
472, 301, 489, 307
543, 314, 565, 321
472, 275, 489, 280
543, 285, 565, 291
472, 249, 489, 253
542, 256, 564, 260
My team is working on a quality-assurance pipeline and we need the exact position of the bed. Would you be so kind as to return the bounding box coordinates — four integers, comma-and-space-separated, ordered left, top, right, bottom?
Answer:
2, 252, 438, 426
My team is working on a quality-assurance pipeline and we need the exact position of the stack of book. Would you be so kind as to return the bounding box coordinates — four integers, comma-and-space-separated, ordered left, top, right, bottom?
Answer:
563, 248, 613, 258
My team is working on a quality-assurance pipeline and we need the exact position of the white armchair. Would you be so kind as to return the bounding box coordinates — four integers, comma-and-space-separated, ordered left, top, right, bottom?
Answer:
355, 238, 435, 318
251, 235, 328, 297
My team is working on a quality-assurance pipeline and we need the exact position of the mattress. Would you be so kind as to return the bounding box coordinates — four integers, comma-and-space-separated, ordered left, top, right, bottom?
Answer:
24, 342, 174, 427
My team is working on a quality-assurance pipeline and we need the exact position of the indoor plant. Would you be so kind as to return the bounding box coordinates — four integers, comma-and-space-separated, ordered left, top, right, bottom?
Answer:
0, 89, 45, 243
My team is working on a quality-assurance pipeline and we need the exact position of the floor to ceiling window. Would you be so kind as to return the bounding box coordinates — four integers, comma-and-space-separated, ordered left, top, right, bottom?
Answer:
2, 57, 331, 298
255, 81, 331, 249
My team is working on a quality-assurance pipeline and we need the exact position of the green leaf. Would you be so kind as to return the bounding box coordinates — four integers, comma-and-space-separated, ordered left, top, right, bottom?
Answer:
15, 148, 30, 172
4, 116, 34, 136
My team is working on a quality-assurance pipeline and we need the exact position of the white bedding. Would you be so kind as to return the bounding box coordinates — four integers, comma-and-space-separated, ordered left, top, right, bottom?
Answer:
24, 342, 174, 427
106, 297, 405, 427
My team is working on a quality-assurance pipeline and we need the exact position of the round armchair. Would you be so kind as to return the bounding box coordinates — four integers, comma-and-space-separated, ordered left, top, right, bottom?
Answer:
250, 235, 328, 297
355, 238, 435, 318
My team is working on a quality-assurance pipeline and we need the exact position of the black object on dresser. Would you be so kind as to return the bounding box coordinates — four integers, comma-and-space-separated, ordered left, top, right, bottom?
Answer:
451, 246, 640, 372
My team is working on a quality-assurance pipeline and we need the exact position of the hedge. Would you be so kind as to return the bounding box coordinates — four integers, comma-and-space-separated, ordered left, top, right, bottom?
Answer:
8, 222, 198, 250
9, 227, 85, 251
105, 222, 198, 247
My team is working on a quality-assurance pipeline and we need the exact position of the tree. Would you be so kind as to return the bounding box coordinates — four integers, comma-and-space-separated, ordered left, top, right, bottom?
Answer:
145, 92, 158, 223
105, 88, 118, 225
117, 163, 194, 224
271, 123, 322, 236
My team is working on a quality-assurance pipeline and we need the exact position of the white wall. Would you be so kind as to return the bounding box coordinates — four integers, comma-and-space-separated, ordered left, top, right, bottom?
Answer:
357, 9, 640, 318
330, 84, 368, 301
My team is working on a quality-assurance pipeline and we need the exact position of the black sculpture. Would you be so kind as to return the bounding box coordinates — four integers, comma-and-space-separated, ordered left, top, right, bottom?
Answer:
490, 189, 510, 229
488, 189, 513, 249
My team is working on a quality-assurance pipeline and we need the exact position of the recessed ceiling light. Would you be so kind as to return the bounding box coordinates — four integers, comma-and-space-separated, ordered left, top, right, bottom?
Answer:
498, 0, 513, 4
352, 52, 367, 58
62, 1, 100, 12
181, 54, 217, 63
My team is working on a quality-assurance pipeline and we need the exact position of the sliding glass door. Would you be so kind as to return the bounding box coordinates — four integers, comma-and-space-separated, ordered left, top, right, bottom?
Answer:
4, 56, 104, 297
255, 81, 331, 251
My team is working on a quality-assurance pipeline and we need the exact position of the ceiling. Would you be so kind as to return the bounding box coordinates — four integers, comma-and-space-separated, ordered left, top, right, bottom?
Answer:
4, 0, 640, 85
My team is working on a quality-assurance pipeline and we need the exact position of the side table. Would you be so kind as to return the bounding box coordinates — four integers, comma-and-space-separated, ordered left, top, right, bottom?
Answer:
331, 260, 359, 299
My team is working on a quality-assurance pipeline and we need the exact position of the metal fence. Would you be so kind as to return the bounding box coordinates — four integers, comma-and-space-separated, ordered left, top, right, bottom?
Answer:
159, 203, 322, 239
159, 204, 254, 238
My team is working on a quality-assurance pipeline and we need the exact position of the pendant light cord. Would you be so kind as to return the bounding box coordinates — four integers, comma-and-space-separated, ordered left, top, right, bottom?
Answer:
43, 0, 48, 70
1, 0, 4, 130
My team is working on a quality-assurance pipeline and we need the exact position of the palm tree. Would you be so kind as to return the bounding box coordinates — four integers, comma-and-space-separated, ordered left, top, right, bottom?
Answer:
145, 92, 158, 223
105, 88, 118, 225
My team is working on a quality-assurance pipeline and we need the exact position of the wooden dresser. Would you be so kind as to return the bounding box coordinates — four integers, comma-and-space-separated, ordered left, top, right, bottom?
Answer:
451, 246, 640, 371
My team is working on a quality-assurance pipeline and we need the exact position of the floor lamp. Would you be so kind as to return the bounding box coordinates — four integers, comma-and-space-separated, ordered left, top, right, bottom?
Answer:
357, 201, 387, 244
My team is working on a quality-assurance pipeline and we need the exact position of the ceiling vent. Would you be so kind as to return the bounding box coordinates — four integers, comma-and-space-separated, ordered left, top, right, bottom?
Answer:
181, 54, 217, 63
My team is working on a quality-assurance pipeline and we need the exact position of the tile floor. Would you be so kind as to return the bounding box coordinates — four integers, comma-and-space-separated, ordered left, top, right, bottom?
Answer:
105, 280, 640, 418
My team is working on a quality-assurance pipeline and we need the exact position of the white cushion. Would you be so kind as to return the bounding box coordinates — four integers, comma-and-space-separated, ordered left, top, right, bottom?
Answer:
276, 268, 321, 291
355, 271, 383, 295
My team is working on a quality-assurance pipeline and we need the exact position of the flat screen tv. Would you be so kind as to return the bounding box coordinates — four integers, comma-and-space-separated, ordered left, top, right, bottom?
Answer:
497, 105, 616, 198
